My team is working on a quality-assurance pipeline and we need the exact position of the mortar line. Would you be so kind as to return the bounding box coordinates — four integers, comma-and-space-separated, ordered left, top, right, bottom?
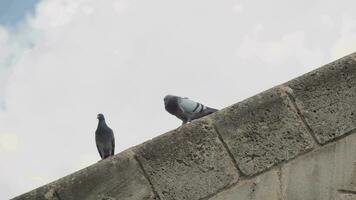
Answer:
321, 127, 356, 145
198, 175, 259, 200
284, 91, 321, 147
211, 123, 245, 177
134, 155, 161, 200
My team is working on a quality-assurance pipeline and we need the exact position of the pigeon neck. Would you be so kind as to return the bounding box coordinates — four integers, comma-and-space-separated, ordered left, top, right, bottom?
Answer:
98, 119, 107, 127
165, 98, 179, 114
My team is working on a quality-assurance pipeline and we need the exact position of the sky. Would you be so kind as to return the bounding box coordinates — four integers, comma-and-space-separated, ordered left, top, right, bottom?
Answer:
0, 0, 38, 26
0, 0, 356, 199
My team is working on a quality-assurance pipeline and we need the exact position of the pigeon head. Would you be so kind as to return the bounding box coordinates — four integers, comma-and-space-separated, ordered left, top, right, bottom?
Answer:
164, 95, 176, 106
97, 113, 105, 121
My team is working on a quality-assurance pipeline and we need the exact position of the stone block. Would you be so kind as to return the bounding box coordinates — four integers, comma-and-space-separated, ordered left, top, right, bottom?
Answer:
134, 119, 239, 200
285, 55, 356, 144
13, 150, 156, 200
212, 87, 314, 175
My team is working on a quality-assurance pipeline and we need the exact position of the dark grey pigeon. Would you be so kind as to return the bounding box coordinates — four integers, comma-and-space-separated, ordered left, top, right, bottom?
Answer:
95, 113, 115, 159
164, 95, 218, 125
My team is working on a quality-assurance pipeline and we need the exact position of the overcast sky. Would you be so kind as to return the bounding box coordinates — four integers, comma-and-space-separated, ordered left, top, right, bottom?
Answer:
1, 0, 356, 198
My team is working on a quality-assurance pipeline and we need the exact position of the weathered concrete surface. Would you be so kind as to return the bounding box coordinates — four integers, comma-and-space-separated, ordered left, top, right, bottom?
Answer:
135, 119, 239, 200
13, 150, 156, 200
337, 193, 356, 200
281, 132, 356, 200
208, 169, 281, 200
286, 54, 356, 144
212, 87, 314, 175
340, 161, 356, 193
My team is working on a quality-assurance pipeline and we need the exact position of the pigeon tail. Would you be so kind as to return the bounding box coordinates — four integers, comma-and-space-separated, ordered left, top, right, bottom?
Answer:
205, 107, 218, 114
191, 106, 218, 121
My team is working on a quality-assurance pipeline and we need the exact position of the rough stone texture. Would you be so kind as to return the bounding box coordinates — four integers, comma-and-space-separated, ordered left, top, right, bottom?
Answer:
134, 119, 239, 200
281, 132, 356, 200
208, 169, 281, 200
285, 54, 356, 144
337, 193, 356, 200
13, 150, 156, 200
212, 87, 314, 175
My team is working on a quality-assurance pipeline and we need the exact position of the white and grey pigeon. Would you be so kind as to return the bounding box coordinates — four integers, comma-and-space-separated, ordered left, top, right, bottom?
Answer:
95, 113, 115, 159
164, 95, 218, 125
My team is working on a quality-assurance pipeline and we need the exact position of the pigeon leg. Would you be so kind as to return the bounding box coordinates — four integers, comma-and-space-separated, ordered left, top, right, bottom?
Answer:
176, 120, 186, 131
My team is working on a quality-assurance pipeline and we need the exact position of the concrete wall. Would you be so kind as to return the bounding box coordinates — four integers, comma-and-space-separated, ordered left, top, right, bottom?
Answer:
13, 52, 356, 200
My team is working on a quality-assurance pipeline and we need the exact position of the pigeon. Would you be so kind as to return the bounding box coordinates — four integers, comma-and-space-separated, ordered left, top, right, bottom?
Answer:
164, 95, 218, 125
95, 113, 115, 159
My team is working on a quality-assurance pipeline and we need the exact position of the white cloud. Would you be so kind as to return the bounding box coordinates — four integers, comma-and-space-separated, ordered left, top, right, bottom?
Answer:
29, 0, 87, 28
0, 133, 20, 153
82, 5, 95, 15
0, 26, 10, 67
25, 170, 50, 184
232, 3, 244, 14
113, 0, 130, 13
236, 28, 325, 67
320, 14, 334, 29
0, 26, 9, 43
331, 15, 356, 60
74, 154, 98, 170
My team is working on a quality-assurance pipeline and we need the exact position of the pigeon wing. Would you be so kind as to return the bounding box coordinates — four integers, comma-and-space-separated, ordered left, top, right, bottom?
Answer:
191, 106, 218, 120
110, 129, 115, 156
96, 143, 103, 158
95, 132, 104, 159
178, 98, 201, 113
